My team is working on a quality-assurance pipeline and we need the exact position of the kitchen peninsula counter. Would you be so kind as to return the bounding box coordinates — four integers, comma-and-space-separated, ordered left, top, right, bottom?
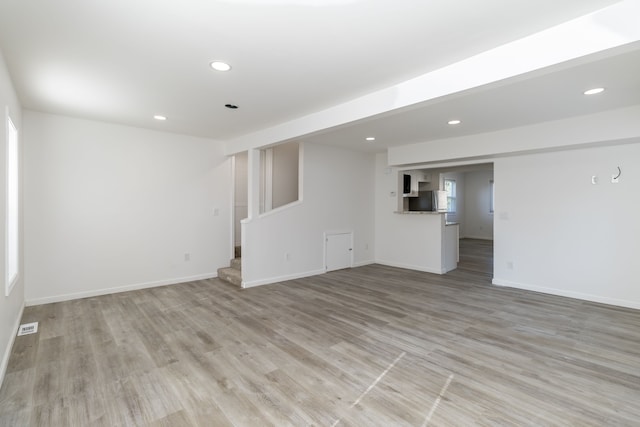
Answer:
394, 210, 446, 214
386, 210, 458, 273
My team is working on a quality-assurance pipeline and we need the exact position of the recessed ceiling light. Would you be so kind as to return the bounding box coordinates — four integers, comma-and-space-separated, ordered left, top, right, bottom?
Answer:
210, 61, 232, 71
365, 137, 376, 141
153, 115, 167, 121
584, 87, 604, 95
225, 104, 239, 109
448, 120, 461, 125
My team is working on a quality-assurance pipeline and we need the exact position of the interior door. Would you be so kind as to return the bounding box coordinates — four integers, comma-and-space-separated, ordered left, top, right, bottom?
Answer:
325, 232, 352, 272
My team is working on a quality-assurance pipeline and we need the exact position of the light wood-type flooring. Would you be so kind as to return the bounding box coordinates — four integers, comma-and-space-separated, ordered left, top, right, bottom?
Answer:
2, 261, 640, 426
457, 238, 493, 277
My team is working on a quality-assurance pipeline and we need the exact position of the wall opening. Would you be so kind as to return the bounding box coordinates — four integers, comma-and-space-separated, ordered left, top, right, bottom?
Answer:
260, 141, 300, 214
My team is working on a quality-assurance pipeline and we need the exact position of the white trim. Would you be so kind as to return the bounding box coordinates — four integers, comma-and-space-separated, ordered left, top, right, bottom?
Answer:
230, 154, 237, 260
262, 147, 273, 212
353, 260, 375, 268
0, 302, 25, 389
241, 268, 326, 289
5, 108, 19, 297
375, 260, 445, 275
297, 141, 304, 202
25, 273, 218, 306
492, 278, 640, 310
461, 235, 494, 241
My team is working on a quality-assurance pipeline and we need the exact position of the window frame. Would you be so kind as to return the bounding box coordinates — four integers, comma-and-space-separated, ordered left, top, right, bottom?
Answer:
5, 110, 19, 296
444, 178, 456, 213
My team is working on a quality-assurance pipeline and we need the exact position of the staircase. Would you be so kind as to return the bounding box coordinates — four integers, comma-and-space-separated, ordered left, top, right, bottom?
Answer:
217, 246, 242, 287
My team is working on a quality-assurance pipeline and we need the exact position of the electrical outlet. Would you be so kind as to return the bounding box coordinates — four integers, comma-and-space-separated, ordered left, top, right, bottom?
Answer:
184, 253, 190, 261
506, 261, 514, 270
285, 253, 290, 261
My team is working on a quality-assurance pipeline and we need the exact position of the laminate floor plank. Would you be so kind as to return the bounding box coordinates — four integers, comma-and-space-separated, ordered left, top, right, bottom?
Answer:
2, 263, 640, 426
157, 362, 234, 426
457, 238, 494, 275
0, 368, 36, 417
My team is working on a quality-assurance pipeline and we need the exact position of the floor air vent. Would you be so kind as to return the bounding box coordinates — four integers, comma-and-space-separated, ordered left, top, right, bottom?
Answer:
17, 322, 38, 336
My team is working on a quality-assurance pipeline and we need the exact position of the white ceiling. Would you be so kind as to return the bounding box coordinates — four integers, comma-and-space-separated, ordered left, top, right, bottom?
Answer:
0, 0, 634, 150
303, 43, 640, 152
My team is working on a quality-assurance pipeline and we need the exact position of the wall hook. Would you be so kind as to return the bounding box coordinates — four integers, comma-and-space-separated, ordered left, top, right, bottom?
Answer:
613, 166, 621, 180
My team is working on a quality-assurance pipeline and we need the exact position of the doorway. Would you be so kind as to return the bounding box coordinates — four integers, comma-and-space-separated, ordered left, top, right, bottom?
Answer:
402, 163, 495, 277
457, 239, 493, 276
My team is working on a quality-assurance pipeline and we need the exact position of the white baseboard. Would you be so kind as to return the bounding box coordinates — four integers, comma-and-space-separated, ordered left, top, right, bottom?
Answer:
353, 260, 375, 268
0, 302, 25, 389
25, 272, 218, 306
460, 235, 493, 241
242, 268, 326, 289
375, 260, 445, 275
492, 278, 640, 310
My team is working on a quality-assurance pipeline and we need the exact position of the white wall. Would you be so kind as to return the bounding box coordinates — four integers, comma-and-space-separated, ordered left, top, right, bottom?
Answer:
271, 141, 299, 209
0, 49, 24, 388
463, 170, 494, 239
378, 103, 640, 309
493, 143, 640, 309
241, 143, 375, 287
375, 153, 445, 274
23, 112, 231, 304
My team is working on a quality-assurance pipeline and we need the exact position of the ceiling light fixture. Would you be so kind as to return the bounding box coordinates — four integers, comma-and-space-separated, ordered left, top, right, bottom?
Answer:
448, 120, 461, 125
210, 61, 232, 72
225, 104, 238, 109
584, 87, 604, 95
153, 115, 167, 121
365, 137, 376, 141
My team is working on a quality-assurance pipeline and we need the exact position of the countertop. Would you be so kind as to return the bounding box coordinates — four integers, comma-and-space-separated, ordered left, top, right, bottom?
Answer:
394, 211, 446, 215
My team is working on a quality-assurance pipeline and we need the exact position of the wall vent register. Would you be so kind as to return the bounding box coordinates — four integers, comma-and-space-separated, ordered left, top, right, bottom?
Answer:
17, 322, 39, 336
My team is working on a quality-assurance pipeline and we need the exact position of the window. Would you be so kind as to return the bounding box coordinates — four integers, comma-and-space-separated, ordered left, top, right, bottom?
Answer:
6, 113, 19, 296
489, 180, 495, 213
444, 179, 456, 213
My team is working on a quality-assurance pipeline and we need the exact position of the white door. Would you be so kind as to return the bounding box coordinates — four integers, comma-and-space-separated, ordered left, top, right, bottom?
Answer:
325, 232, 352, 271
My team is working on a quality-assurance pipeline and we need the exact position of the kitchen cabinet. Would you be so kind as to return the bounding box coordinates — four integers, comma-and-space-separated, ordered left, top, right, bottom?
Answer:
443, 223, 459, 273
402, 171, 434, 197
390, 211, 459, 274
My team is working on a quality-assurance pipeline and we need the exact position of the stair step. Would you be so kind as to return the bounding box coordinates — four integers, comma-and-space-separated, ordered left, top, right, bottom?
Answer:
217, 267, 242, 287
230, 258, 241, 271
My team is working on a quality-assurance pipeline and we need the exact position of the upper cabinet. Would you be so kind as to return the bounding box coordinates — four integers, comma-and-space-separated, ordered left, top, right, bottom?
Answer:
402, 170, 433, 197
